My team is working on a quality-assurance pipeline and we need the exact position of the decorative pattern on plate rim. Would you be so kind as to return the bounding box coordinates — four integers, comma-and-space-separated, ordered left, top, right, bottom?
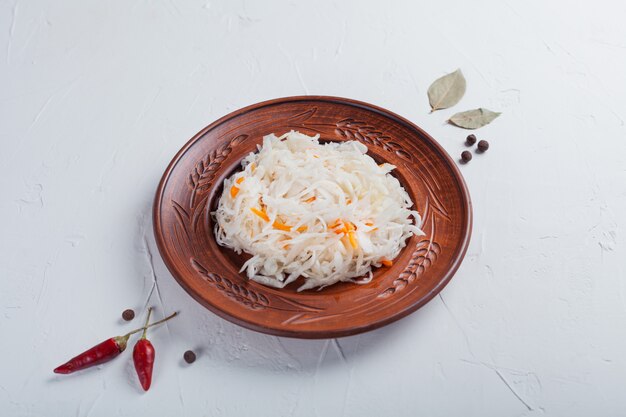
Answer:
334, 118, 414, 162
191, 259, 269, 309
378, 238, 441, 298
295, 111, 414, 162
187, 134, 248, 208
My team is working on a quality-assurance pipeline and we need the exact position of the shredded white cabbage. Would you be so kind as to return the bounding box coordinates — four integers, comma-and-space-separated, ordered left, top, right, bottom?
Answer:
213, 131, 423, 291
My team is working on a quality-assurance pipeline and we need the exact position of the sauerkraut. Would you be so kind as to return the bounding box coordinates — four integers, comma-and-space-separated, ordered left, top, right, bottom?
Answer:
213, 131, 423, 291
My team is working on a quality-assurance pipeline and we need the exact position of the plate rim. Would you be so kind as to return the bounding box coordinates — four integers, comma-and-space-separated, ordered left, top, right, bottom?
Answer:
153, 95, 473, 338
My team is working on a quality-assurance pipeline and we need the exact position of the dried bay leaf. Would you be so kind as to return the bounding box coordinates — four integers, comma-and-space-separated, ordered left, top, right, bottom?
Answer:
427, 69, 466, 112
448, 108, 501, 129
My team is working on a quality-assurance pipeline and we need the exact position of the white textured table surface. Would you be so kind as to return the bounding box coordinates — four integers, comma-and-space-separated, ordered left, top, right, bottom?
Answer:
2, 1, 626, 416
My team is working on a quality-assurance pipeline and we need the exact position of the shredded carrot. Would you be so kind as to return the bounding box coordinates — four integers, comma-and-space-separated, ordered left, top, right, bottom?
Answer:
348, 231, 358, 249
272, 220, 291, 232
346, 198, 352, 204
381, 259, 393, 267
250, 207, 269, 222
250, 163, 256, 171
304, 196, 316, 203
296, 226, 308, 233
365, 221, 374, 227
331, 219, 356, 235
230, 178, 244, 198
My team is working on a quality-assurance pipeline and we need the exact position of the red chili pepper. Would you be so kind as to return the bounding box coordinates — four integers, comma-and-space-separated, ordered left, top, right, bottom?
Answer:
133, 308, 156, 391
54, 311, 178, 375
53, 336, 130, 374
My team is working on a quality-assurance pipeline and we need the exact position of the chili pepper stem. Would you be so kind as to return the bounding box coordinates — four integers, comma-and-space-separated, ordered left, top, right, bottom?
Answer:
123, 311, 178, 339
141, 307, 153, 339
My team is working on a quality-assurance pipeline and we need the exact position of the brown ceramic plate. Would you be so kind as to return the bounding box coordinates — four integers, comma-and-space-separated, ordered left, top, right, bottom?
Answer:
153, 96, 472, 339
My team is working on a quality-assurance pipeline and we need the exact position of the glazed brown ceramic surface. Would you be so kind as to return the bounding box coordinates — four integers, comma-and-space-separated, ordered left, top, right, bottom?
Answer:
153, 96, 472, 338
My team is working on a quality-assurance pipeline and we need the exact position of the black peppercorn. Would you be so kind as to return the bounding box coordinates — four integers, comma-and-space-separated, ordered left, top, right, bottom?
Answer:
477, 140, 489, 152
465, 134, 477, 146
461, 151, 472, 163
184, 350, 197, 364
122, 309, 135, 321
